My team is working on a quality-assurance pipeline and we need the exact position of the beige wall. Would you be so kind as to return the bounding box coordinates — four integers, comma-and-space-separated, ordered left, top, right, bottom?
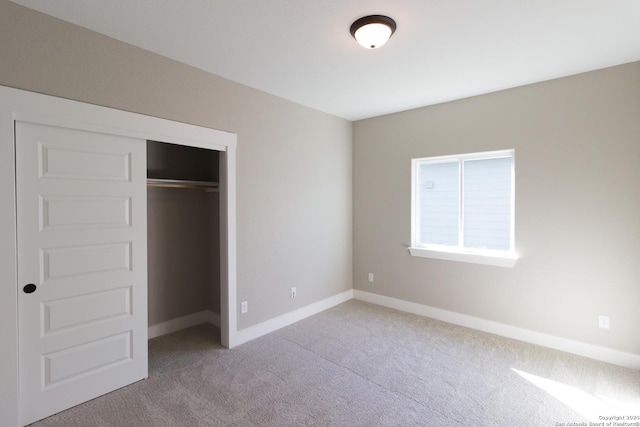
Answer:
0, 0, 352, 330
147, 187, 219, 325
353, 61, 640, 355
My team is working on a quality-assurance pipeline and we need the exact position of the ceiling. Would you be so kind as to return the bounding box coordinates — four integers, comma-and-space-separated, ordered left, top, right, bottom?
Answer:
10, 0, 640, 121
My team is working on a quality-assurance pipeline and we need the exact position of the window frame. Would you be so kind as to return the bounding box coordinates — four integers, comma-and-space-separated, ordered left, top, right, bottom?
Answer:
409, 149, 517, 267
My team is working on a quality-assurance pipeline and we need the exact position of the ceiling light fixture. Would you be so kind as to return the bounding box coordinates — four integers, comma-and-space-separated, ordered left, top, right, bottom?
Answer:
350, 15, 397, 49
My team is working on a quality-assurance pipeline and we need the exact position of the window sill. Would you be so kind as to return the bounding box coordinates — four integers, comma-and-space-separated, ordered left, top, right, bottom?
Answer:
408, 246, 518, 268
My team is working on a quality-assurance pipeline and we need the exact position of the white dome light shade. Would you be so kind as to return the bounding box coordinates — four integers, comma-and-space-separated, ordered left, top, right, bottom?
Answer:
350, 15, 397, 49
354, 23, 392, 49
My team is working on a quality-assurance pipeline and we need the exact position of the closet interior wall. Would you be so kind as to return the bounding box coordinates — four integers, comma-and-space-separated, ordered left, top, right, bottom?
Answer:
146, 141, 220, 331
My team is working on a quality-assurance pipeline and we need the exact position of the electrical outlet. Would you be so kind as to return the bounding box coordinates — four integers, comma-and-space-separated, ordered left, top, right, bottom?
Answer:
598, 315, 609, 329
368, 273, 374, 283
241, 301, 248, 314
290, 287, 297, 298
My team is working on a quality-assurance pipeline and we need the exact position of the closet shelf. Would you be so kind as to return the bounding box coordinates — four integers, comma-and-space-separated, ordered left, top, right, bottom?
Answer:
147, 178, 219, 190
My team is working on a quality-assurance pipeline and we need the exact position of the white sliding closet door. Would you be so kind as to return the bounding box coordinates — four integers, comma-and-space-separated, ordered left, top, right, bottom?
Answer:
16, 121, 148, 425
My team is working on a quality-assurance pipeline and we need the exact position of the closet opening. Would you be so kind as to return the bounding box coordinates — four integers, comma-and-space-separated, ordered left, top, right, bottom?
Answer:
146, 140, 223, 343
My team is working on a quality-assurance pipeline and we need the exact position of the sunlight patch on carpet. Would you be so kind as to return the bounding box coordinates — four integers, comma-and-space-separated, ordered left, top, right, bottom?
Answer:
512, 368, 639, 421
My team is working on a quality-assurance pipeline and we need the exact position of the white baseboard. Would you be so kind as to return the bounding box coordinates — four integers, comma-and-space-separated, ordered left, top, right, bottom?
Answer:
148, 310, 221, 339
204, 311, 221, 328
233, 289, 354, 347
147, 290, 353, 346
146, 290, 640, 370
354, 290, 640, 370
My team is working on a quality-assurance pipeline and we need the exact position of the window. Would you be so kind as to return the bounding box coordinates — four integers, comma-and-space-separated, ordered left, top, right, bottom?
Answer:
409, 150, 517, 267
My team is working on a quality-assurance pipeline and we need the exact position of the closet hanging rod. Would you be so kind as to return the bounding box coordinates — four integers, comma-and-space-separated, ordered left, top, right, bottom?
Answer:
146, 178, 219, 190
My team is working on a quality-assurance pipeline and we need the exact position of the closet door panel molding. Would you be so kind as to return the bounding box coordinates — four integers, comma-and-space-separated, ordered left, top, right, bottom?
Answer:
16, 121, 148, 425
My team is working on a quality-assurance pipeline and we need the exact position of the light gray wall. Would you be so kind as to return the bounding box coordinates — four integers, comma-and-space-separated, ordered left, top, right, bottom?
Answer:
147, 187, 218, 325
0, 0, 352, 331
353, 61, 640, 355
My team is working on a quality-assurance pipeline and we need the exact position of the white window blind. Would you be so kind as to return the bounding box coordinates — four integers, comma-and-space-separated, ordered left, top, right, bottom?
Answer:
418, 161, 459, 246
462, 156, 512, 251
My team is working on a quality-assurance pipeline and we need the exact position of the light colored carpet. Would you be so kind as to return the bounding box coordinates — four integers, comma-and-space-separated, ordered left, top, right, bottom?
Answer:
31, 300, 640, 426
